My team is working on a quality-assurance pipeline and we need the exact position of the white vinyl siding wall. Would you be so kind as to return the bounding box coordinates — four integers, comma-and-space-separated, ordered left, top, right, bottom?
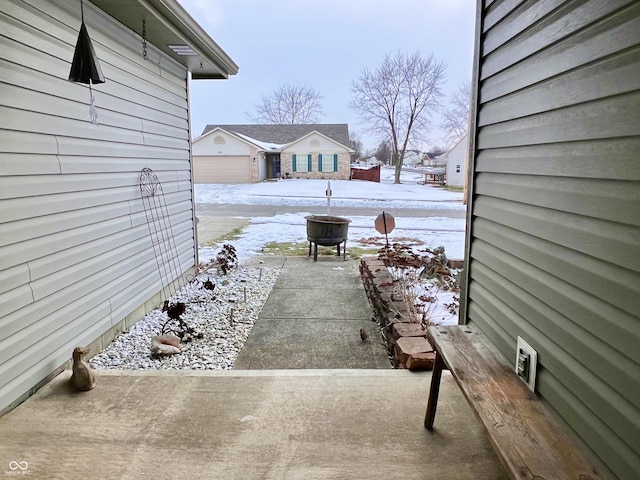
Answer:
445, 134, 467, 188
465, 1, 640, 478
0, 0, 195, 412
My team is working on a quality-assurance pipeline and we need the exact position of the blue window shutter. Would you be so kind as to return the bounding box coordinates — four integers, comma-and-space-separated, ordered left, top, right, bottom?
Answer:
333, 154, 338, 172
308, 154, 312, 172
318, 154, 323, 172
292, 154, 297, 172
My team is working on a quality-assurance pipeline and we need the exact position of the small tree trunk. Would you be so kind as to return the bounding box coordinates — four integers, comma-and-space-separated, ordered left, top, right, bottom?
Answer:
394, 162, 402, 184
393, 152, 402, 184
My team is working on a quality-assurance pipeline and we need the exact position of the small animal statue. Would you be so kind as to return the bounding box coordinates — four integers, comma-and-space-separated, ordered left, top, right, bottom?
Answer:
71, 346, 96, 391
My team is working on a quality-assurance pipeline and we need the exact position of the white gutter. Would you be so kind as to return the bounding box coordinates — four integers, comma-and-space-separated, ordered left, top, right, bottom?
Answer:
147, 0, 238, 76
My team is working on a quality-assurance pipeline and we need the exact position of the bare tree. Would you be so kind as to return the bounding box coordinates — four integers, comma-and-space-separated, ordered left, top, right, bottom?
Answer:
375, 140, 391, 165
251, 84, 323, 124
349, 131, 363, 162
350, 51, 446, 183
428, 145, 448, 157
441, 82, 470, 147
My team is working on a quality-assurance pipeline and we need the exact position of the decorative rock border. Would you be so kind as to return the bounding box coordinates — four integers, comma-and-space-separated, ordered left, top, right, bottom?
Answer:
359, 257, 438, 370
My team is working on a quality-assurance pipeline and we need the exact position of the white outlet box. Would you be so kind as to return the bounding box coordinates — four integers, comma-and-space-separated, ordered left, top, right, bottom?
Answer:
516, 336, 537, 392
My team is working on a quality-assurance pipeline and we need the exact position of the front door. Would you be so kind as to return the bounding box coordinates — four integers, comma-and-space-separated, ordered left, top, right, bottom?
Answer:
268, 154, 281, 178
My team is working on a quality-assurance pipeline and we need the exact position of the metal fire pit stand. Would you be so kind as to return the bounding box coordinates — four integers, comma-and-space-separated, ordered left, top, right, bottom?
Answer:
308, 239, 347, 262
305, 215, 351, 262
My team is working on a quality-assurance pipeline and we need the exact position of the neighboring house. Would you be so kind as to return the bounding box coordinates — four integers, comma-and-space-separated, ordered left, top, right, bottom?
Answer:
444, 133, 468, 188
401, 149, 422, 166
0, 0, 237, 414
192, 124, 353, 183
422, 152, 442, 166
463, 2, 639, 479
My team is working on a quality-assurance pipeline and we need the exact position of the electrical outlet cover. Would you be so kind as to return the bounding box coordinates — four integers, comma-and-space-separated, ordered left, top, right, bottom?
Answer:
516, 336, 537, 392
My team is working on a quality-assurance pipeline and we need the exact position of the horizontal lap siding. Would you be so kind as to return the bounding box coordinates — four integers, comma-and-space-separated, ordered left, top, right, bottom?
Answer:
0, 0, 196, 412
467, 1, 640, 478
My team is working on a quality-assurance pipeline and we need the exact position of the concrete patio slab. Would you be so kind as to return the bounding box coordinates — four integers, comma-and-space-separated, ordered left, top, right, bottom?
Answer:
0, 369, 507, 480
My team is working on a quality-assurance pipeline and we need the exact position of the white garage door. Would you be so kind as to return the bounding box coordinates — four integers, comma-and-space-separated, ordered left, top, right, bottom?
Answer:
193, 155, 251, 183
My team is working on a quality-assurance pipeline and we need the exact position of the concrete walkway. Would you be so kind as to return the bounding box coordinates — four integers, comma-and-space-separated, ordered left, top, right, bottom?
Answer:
196, 215, 249, 246
236, 256, 390, 369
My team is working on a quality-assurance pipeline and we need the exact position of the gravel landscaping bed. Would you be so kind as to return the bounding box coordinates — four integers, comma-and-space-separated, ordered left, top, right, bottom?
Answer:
90, 263, 280, 371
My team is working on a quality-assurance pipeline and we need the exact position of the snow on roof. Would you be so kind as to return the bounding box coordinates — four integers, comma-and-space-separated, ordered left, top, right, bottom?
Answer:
232, 132, 287, 151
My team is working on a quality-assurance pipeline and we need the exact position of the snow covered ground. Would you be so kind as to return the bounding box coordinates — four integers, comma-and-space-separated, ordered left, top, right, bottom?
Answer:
195, 167, 467, 262
194, 171, 463, 208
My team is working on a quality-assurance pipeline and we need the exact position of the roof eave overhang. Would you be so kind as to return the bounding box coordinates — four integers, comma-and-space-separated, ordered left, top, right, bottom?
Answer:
89, 0, 238, 79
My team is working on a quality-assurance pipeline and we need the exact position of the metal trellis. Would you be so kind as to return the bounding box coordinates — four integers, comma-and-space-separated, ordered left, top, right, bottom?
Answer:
139, 168, 185, 303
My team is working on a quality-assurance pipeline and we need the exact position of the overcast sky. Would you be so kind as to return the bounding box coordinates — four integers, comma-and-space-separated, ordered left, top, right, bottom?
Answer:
177, 0, 476, 151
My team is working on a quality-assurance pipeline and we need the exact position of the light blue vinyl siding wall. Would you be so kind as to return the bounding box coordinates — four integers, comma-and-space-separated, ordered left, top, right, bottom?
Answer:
0, 0, 196, 413
464, 1, 640, 478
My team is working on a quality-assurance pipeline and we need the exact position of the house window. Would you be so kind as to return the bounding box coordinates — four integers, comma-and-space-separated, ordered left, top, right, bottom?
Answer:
214, 135, 225, 144
292, 153, 312, 173
319, 154, 338, 172
456, 164, 461, 173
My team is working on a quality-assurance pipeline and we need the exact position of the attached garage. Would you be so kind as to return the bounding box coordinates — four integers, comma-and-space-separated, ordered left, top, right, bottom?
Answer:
193, 155, 251, 184
191, 127, 261, 183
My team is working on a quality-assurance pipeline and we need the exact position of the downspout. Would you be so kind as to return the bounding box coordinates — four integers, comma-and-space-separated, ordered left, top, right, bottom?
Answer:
459, 0, 484, 326
186, 72, 200, 266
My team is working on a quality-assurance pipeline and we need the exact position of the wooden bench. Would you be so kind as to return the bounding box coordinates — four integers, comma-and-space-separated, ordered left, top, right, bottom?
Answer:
424, 325, 607, 480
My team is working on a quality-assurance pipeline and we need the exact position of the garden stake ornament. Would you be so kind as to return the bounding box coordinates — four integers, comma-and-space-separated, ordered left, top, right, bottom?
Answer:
68, 0, 105, 125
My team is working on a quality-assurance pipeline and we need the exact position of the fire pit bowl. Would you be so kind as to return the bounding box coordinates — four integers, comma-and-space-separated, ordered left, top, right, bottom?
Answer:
305, 215, 352, 261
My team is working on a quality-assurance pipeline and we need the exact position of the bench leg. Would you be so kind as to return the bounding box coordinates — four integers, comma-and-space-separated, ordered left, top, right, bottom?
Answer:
424, 350, 445, 430
336, 243, 341, 257
313, 243, 318, 262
